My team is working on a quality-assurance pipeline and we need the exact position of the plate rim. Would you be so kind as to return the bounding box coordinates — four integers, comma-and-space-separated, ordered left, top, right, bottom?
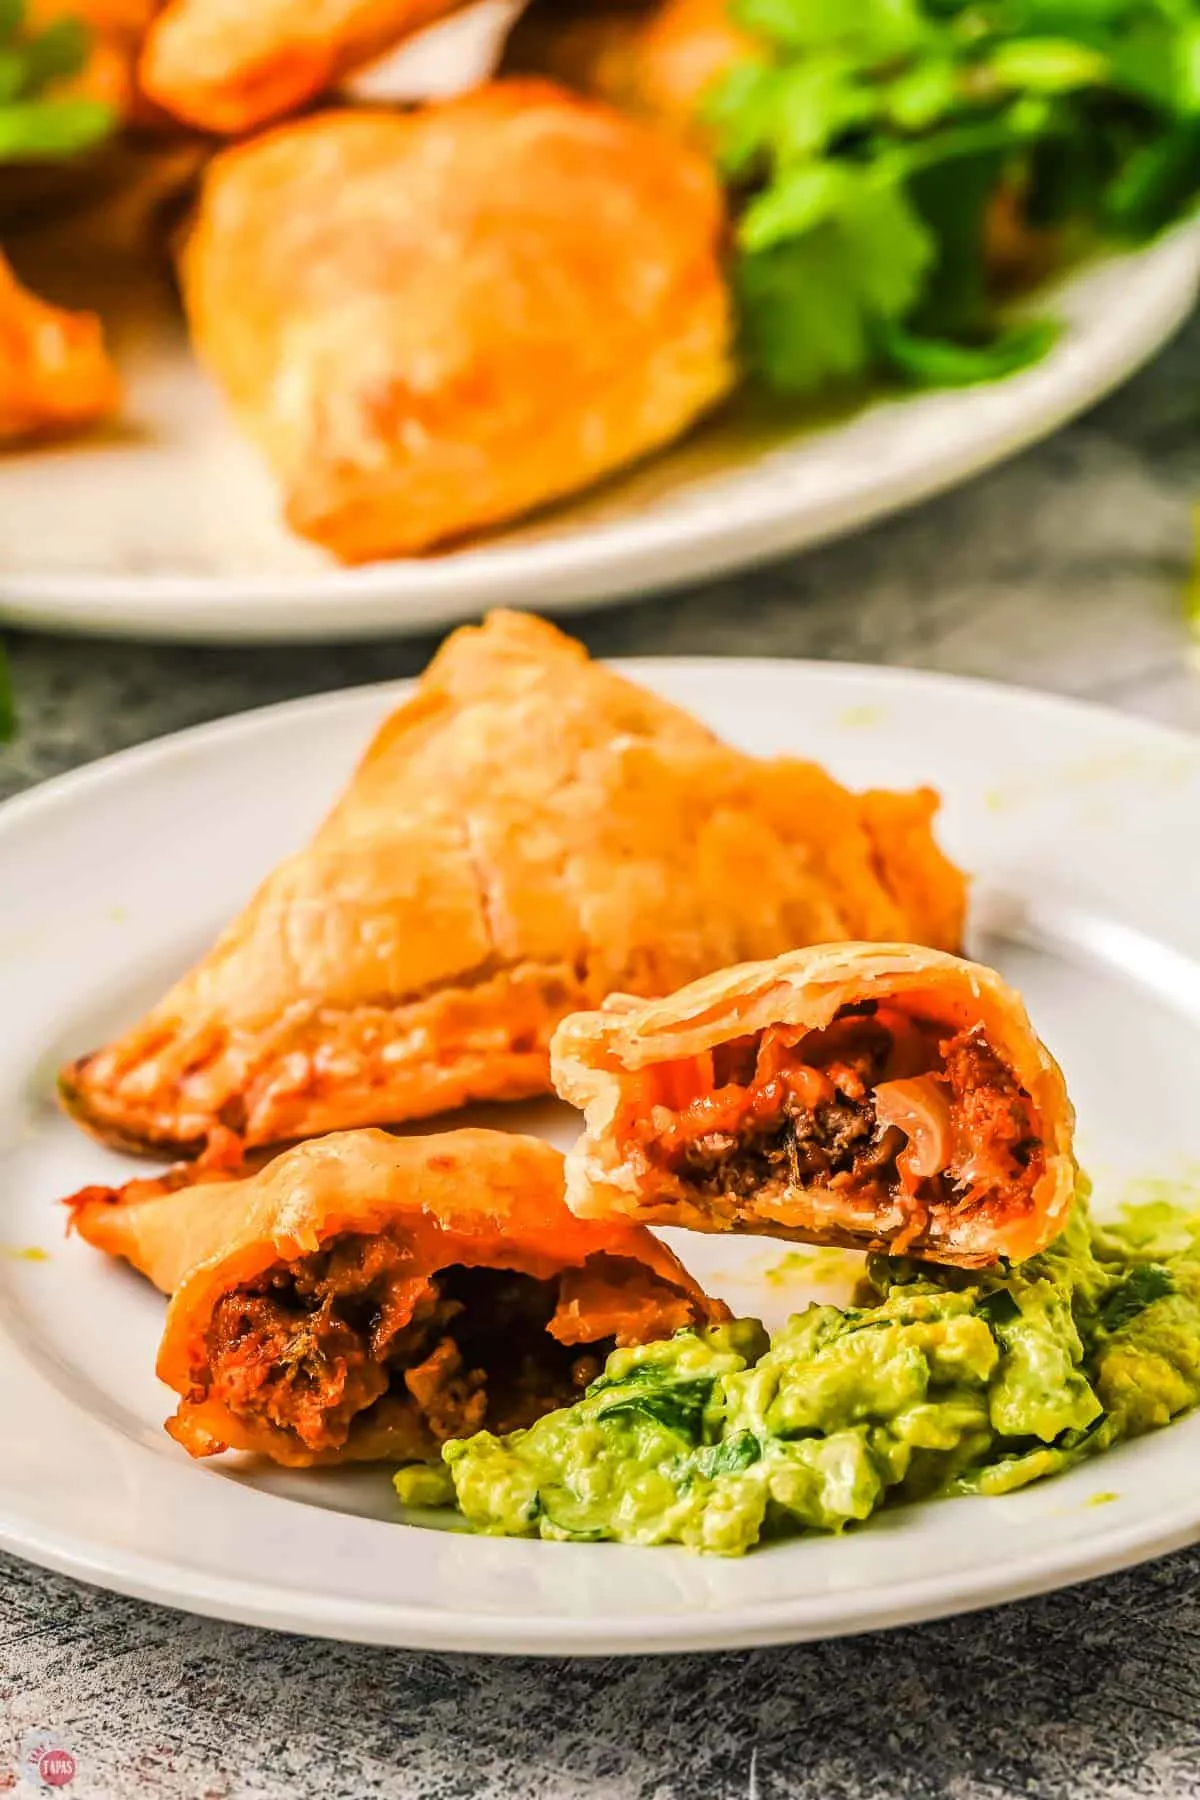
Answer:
4, 1479, 1200, 1656
3, 656, 1200, 1655
1, 226, 1197, 644
6, 650, 1200, 831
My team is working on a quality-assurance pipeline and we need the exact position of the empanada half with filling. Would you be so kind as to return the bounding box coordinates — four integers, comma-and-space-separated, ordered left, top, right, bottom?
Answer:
68, 1128, 726, 1466
551, 942, 1076, 1268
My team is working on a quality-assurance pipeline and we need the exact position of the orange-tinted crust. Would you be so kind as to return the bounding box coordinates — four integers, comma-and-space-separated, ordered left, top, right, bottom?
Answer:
0, 249, 119, 444
70, 1127, 726, 1464
59, 612, 967, 1160
506, 0, 758, 147
139, 0, 469, 133
551, 942, 1077, 1268
28, 0, 164, 124
175, 82, 735, 560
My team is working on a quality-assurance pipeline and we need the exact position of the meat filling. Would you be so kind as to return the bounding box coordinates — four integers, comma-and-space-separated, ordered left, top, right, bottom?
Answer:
202, 1237, 624, 1456
625, 1003, 1043, 1228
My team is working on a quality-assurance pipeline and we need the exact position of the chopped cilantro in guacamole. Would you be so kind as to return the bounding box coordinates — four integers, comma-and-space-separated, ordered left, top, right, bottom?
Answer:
393, 1198, 1200, 1555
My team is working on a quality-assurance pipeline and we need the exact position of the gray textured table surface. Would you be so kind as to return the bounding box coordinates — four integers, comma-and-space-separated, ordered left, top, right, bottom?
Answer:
4, 315, 1200, 1800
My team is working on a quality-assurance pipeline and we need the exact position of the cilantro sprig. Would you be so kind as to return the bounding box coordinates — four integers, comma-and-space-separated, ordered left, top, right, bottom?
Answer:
706, 0, 1200, 396
0, 0, 114, 163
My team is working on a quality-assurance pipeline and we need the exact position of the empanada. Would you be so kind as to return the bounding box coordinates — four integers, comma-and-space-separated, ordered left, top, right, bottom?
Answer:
139, 0, 469, 132
60, 611, 967, 1159
552, 943, 1076, 1267
176, 82, 735, 560
0, 248, 119, 443
506, 0, 757, 147
69, 1128, 725, 1465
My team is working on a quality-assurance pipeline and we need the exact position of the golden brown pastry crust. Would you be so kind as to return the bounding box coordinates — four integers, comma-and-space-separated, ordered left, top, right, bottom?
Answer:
176, 82, 735, 560
551, 941, 1076, 1266
0, 248, 119, 443
506, 0, 759, 148
139, 0, 468, 133
60, 611, 967, 1159
71, 1127, 725, 1465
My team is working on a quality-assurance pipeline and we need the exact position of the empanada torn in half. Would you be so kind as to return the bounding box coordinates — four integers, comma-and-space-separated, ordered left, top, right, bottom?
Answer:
69, 1128, 725, 1466
61, 610, 967, 1160
552, 943, 1076, 1268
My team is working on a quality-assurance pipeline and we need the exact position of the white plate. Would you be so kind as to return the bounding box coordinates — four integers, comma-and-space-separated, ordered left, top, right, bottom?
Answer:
1, 227, 1197, 643
2, 659, 1200, 1654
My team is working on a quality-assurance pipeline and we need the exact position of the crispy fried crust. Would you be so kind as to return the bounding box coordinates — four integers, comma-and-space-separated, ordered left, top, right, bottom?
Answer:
506, 0, 759, 148
0, 249, 119, 443
140, 0, 470, 133
69, 1127, 725, 1465
551, 942, 1076, 1267
175, 83, 734, 560
59, 612, 967, 1159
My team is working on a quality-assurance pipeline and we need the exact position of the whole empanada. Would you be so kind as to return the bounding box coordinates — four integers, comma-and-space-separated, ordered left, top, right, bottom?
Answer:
60, 610, 967, 1158
174, 83, 735, 561
140, 0, 471, 133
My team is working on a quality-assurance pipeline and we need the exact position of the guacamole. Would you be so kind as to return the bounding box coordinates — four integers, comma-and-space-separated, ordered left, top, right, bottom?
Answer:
393, 1198, 1200, 1554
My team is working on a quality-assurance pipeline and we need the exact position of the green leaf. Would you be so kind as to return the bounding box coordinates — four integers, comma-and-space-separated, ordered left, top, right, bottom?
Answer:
704, 61, 783, 178
905, 144, 1009, 337
729, 0, 928, 58
739, 161, 851, 250
737, 170, 935, 394
0, 0, 24, 44
1099, 1262, 1174, 1333
0, 47, 27, 102
978, 1288, 1022, 1332
21, 14, 89, 93
0, 95, 113, 157
986, 38, 1112, 93
878, 316, 1061, 384
692, 1430, 763, 1478
1104, 117, 1200, 234
884, 55, 961, 131
598, 1377, 716, 1442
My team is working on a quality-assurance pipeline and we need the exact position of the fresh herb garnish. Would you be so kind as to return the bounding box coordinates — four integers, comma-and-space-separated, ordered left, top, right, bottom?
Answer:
978, 1288, 1022, 1332
1099, 1262, 1174, 1333
705, 0, 1200, 396
0, 0, 114, 163
597, 1376, 716, 1442
691, 1429, 763, 1479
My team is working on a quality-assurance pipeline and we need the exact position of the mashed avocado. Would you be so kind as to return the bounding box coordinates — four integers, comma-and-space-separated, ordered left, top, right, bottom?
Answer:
393, 1199, 1200, 1554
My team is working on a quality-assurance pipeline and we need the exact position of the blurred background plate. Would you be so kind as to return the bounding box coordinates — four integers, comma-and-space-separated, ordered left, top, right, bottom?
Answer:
2, 222, 1198, 645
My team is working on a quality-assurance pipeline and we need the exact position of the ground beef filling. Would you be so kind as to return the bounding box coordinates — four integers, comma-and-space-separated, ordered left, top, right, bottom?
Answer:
647, 1008, 1042, 1220
203, 1238, 612, 1455
679, 1092, 902, 1202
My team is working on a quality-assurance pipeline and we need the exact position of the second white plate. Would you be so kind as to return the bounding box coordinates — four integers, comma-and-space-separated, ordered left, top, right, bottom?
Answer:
0, 227, 1197, 641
